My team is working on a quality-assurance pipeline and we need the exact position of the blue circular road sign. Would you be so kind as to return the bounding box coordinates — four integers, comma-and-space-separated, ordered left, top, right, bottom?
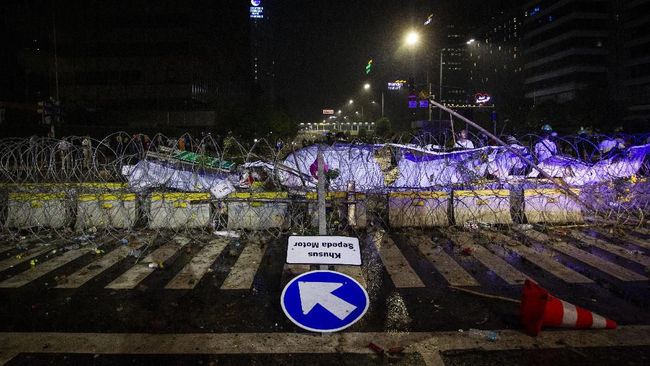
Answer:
280, 270, 369, 332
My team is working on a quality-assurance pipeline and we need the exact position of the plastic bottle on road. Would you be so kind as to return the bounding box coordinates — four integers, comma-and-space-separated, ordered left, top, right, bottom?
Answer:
467, 328, 498, 342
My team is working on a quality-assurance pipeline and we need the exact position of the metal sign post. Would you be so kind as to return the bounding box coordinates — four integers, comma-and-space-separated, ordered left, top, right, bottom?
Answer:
317, 147, 327, 271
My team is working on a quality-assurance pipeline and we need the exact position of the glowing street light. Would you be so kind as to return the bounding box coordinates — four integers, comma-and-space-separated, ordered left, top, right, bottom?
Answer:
348, 99, 354, 105
466, 38, 476, 45
363, 83, 371, 91
405, 31, 420, 46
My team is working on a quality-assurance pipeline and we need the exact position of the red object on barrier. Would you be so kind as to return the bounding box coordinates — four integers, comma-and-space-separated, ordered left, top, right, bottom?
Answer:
520, 279, 617, 336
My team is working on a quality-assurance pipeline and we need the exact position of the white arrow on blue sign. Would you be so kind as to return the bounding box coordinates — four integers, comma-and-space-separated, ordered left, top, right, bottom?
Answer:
280, 270, 369, 332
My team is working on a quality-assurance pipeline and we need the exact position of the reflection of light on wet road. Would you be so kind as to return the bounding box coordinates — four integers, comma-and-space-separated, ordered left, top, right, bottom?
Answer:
384, 292, 412, 333
363, 231, 385, 303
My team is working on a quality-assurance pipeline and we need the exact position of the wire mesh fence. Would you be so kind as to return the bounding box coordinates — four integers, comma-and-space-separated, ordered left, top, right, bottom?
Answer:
0, 131, 649, 245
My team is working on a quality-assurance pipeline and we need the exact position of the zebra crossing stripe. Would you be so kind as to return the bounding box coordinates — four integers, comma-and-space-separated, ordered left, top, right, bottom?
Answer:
0, 245, 52, 272
0, 245, 13, 256
1, 326, 649, 359
371, 231, 425, 288
57, 243, 146, 289
105, 240, 187, 290
488, 231, 593, 284
220, 242, 265, 290
592, 228, 650, 251
333, 265, 366, 288
413, 235, 479, 287
519, 230, 648, 282
570, 231, 650, 267
283, 264, 310, 277
165, 239, 229, 290
631, 227, 650, 236
0, 248, 89, 288
443, 230, 528, 285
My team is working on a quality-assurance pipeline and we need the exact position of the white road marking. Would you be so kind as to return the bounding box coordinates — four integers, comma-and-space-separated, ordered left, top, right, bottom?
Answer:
0, 326, 647, 361
371, 231, 425, 288
519, 229, 647, 282
443, 229, 529, 285
165, 239, 228, 290
105, 240, 186, 290
487, 231, 593, 284
57, 244, 145, 289
0, 248, 89, 288
220, 242, 265, 290
333, 265, 366, 288
570, 231, 650, 267
413, 234, 479, 287
0, 245, 52, 272
592, 228, 650, 251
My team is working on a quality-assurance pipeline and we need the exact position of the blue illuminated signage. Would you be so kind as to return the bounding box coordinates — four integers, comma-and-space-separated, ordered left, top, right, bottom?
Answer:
250, 6, 264, 19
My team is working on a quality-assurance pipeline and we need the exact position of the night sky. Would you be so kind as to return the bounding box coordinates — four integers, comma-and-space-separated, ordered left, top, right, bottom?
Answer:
272, 0, 522, 120
1, 0, 523, 125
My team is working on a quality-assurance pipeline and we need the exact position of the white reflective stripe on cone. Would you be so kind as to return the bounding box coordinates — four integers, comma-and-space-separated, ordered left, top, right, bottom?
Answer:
592, 313, 607, 328
561, 300, 578, 326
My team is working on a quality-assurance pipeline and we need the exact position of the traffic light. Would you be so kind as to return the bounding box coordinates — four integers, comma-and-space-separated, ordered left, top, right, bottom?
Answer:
365, 59, 373, 74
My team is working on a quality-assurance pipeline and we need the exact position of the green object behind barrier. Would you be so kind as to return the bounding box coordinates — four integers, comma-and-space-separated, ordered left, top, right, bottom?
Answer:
172, 150, 235, 171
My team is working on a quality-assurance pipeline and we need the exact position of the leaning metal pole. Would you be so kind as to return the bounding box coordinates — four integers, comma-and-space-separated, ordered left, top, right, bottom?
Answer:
428, 97, 597, 213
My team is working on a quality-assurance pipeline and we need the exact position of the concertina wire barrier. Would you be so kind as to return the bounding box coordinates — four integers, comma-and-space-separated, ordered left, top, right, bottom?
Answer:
0, 130, 649, 246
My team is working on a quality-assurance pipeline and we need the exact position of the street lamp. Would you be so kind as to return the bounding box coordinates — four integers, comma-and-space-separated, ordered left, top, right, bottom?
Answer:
405, 31, 420, 46
348, 99, 354, 105
466, 38, 476, 45
363, 83, 371, 91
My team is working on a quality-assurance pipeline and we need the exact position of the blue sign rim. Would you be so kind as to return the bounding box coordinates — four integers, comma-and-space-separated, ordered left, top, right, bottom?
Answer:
280, 270, 369, 333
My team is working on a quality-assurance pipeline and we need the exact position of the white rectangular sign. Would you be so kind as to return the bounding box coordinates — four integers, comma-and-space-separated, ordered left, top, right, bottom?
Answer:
322, 109, 335, 115
287, 236, 361, 265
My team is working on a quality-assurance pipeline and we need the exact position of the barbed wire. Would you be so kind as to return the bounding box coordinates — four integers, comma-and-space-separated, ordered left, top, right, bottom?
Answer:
0, 130, 648, 246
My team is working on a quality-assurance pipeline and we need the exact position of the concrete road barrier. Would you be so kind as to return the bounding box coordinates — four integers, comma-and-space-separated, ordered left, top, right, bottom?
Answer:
76, 193, 137, 230
149, 192, 211, 229
453, 189, 512, 225
227, 192, 289, 230
389, 191, 450, 227
524, 188, 583, 224
5, 192, 68, 229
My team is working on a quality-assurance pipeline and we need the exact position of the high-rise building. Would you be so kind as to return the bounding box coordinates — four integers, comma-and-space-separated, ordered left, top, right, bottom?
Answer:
249, 0, 275, 101
439, 24, 469, 106
467, 9, 524, 109
622, 0, 650, 124
1, 0, 251, 134
521, 0, 613, 103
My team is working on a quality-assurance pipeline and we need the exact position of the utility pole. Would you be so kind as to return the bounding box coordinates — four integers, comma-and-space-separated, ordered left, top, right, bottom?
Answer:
52, 0, 60, 102
438, 52, 443, 120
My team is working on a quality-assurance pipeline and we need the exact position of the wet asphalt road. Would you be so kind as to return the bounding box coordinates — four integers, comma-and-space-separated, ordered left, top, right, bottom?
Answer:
0, 227, 649, 365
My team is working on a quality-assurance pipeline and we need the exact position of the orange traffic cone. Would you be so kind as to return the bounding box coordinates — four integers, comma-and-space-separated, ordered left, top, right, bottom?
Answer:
520, 279, 617, 336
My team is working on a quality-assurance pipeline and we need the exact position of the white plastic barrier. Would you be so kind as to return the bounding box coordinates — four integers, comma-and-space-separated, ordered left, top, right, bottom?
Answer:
389, 191, 450, 227
6, 192, 68, 229
453, 189, 512, 225
306, 192, 368, 229
523, 188, 583, 224
227, 192, 289, 230
75, 193, 137, 230
149, 192, 211, 229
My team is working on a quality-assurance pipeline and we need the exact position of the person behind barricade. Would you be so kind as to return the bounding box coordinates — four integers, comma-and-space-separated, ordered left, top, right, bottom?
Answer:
177, 135, 186, 151
598, 134, 626, 158
534, 124, 558, 163
505, 135, 530, 175
57, 137, 72, 172
113, 135, 124, 157
454, 129, 475, 149
576, 126, 592, 161
81, 136, 92, 169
